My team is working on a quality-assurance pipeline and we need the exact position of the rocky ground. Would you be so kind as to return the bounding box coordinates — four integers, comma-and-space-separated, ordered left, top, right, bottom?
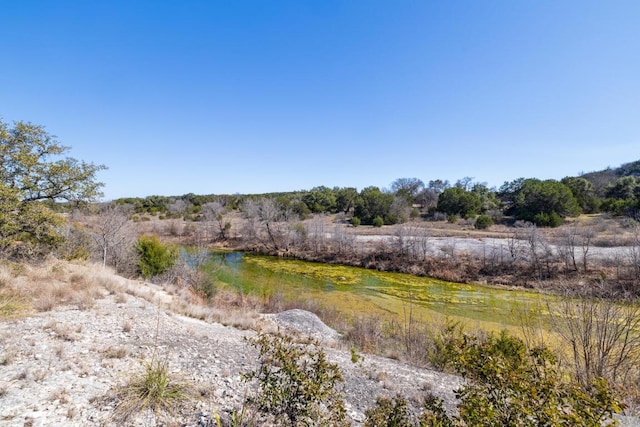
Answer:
0, 262, 461, 426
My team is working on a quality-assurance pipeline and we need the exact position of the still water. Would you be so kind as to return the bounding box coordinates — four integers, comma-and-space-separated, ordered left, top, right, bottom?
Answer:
202, 252, 553, 333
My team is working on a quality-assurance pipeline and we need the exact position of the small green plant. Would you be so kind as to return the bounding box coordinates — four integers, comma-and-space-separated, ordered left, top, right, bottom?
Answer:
426, 318, 465, 372
372, 216, 384, 227
351, 217, 361, 227
112, 351, 192, 423
474, 214, 493, 230
243, 333, 348, 426
350, 346, 363, 364
447, 214, 457, 224
135, 235, 179, 279
364, 395, 411, 427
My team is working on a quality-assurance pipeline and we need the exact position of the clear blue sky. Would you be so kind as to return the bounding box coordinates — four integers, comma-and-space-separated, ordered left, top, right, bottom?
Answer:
2, 1, 638, 200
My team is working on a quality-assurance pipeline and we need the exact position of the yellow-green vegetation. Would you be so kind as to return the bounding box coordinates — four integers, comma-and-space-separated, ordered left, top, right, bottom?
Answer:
0, 295, 30, 318
214, 253, 556, 335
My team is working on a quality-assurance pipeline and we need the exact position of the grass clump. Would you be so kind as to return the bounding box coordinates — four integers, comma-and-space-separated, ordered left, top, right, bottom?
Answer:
112, 350, 192, 423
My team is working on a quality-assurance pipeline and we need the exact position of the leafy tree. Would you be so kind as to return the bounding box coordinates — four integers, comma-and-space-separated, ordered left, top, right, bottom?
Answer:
605, 176, 640, 200
335, 187, 358, 214
0, 119, 105, 257
354, 186, 394, 225
391, 177, 425, 204
470, 183, 500, 212
512, 179, 581, 225
497, 177, 526, 211
436, 187, 482, 217
561, 176, 600, 213
302, 186, 337, 213
135, 235, 179, 279
427, 179, 450, 194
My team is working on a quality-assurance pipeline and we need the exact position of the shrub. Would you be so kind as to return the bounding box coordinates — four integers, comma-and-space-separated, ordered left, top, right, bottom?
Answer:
447, 214, 457, 224
135, 236, 179, 279
474, 214, 493, 230
372, 216, 384, 227
351, 217, 361, 227
364, 395, 411, 427
434, 331, 624, 427
532, 211, 563, 227
243, 333, 348, 426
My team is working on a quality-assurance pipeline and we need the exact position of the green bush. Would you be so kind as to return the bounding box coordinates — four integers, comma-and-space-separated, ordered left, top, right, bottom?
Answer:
243, 333, 348, 427
474, 214, 493, 230
372, 216, 384, 227
435, 331, 624, 426
447, 214, 457, 224
364, 395, 411, 427
532, 211, 563, 227
351, 217, 361, 227
135, 235, 179, 279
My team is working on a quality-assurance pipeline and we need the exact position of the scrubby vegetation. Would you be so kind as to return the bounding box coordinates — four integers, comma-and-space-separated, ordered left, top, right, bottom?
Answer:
3, 117, 640, 425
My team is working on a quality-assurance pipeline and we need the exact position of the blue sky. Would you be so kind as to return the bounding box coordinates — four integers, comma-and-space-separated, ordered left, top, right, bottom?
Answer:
2, 1, 638, 200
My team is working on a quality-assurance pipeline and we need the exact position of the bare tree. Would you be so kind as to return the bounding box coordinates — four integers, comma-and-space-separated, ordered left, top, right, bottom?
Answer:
87, 203, 134, 268
305, 215, 326, 255
202, 201, 231, 241
550, 292, 640, 388
242, 198, 299, 252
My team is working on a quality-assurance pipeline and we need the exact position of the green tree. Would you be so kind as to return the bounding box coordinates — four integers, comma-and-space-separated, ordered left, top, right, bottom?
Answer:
0, 119, 105, 258
512, 179, 581, 226
436, 187, 482, 217
354, 186, 394, 225
605, 176, 640, 200
562, 176, 600, 213
335, 187, 358, 214
135, 235, 179, 279
302, 186, 337, 213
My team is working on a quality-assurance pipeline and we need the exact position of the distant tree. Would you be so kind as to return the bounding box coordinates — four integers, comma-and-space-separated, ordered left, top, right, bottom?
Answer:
471, 183, 500, 212
88, 203, 134, 267
302, 186, 337, 213
201, 201, 231, 241
437, 187, 482, 217
391, 177, 425, 204
354, 187, 394, 225
605, 176, 640, 200
414, 188, 439, 210
497, 177, 526, 212
561, 176, 600, 213
455, 176, 475, 191
428, 179, 450, 194
0, 119, 105, 258
335, 187, 358, 214
512, 179, 581, 226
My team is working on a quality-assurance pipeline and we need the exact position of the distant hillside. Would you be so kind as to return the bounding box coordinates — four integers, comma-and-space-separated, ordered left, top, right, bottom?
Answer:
580, 159, 640, 194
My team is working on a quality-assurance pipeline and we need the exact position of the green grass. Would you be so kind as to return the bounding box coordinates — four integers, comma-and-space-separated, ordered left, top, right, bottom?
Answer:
112, 351, 193, 423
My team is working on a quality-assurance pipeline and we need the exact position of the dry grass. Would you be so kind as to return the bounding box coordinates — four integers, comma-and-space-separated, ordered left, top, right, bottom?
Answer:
104, 345, 129, 359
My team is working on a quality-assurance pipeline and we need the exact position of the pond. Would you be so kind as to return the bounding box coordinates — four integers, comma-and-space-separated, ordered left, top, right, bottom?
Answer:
202, 251, 554, 334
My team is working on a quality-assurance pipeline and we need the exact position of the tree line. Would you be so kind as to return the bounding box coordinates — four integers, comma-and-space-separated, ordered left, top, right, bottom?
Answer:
113, 172, 640, 229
